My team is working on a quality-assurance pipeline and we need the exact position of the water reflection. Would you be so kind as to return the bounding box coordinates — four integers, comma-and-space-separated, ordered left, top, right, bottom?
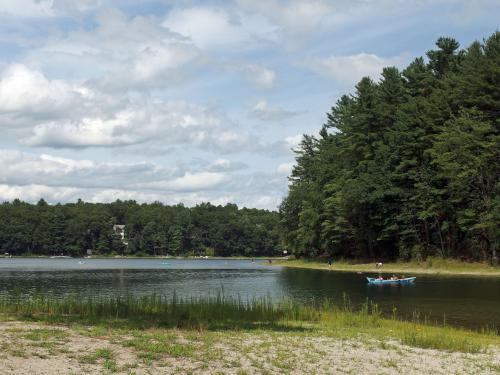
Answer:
0, 258, 498, 330
277, 268, 500, 329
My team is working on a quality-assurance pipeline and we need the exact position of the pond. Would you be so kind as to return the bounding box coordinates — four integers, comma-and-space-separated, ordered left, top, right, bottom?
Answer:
0, 258, 498, 330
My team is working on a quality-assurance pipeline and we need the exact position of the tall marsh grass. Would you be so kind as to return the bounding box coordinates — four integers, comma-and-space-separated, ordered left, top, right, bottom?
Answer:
0, 292, 496, 353
0, 292, 326, 329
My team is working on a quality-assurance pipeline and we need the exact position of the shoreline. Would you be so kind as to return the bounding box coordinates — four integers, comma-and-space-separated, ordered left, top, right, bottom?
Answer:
0, 320, 498, 375
0, 255, 286, 260
2, 255, 499, 277
0, 293, 498, 375
271, 259, 500, 277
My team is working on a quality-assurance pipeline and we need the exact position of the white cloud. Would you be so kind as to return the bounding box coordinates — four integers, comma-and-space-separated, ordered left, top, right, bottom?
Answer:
0, 149, 169, 189
0, 183, 283, 210
239, 64, 276, 90
141, 172, 228, 192
250, 100, 299, 121
163, 7, 248, 49
51, 0, 101, 15
236, 0, 334, 45
162, 5, 280, 50
21, 99, 255, 152
0, 0, 54, 18
276, 162, 294, 176
207, 159, 247, 172
304, 53, 408, 86
0, 64, 87, 120
29, 9, 200, 92
220, 62, 277, 90
0, 65, 264, 153
0, 184, 79, 202
0, 0, 105, 18
285, 134, 303, 149
0, 149, 289, 209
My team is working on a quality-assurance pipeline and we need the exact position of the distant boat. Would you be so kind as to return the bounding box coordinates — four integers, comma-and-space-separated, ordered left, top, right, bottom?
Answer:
49, 256, 72, 259
366, 277, 416, 285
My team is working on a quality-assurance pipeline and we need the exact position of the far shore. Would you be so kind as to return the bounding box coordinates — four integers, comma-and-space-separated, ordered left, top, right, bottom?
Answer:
2, 255, 499, 277
271, 258, 500, 277
0, 255, 287, 260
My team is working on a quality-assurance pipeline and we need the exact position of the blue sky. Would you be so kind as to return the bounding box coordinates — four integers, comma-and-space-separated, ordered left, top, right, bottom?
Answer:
0, 0, 498, 209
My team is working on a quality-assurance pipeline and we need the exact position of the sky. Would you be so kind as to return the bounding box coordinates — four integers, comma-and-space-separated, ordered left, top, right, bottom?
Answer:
0, 0, 498, 210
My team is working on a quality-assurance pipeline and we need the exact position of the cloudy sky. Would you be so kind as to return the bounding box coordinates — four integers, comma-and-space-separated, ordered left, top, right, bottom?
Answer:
0, 0, 498, 209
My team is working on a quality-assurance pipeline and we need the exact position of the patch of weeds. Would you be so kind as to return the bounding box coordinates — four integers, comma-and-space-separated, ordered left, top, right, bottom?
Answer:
79, 347, 114, 364
385, 359, 398, 368
119, 362, 139, 372
0, 340, 28, 358
23, 328, 68, 342
487, 363, 500, 372
224, 358, 241, 368
198, 344, 223, 362
124, 333, 195, 362
380, 341, 393, 350
33, 352, 50, 359
104, 358, 118, 372
73, 324, 109, 338
270, 350, 295, 371
401, 329, 486, 353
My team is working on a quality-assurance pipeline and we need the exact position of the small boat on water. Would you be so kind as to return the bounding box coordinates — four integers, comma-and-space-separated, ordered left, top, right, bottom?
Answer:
366, 277, 416, 285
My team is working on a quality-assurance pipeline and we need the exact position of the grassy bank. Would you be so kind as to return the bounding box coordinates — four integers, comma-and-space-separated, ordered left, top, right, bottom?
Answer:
0, 294, 498, 374
0, 294, 497, 352
272, 258, 500, 277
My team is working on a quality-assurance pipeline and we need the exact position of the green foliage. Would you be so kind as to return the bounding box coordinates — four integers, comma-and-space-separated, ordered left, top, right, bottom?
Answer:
401, 328, 484, 353
0, 200, 280, 257
280, 32, 500, 262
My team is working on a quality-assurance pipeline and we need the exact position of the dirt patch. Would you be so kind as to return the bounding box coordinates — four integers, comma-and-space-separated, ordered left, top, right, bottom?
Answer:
0, 322, 498, 374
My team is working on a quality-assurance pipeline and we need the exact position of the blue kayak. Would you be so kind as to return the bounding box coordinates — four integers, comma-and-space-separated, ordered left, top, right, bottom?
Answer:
367, 277, 416, 285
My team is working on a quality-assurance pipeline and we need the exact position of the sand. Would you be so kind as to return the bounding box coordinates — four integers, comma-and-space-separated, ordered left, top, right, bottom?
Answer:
0, 321, 498, 374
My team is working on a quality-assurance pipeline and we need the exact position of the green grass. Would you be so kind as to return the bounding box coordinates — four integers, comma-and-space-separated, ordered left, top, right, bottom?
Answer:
273, 257, 500, 276
22, 328, 68, 342
0, 293, 497, 354
401, 328, 484, 353
123, 332, 195, 362
79, 348, 114, 364
78, 348, 118, 373
0, 292, 323, 330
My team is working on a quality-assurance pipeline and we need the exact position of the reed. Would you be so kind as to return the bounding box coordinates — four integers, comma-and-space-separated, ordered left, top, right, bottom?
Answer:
0, 292, 324, 330
0, 292, 496, 353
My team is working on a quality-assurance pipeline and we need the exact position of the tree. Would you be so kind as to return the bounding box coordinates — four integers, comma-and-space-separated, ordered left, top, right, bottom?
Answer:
279, 31, 500, 263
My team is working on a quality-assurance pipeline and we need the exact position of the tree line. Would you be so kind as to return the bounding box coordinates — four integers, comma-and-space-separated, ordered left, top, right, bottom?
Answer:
279, 32, 499, 263
1, 32, 498, 262
0, 199, 280, 257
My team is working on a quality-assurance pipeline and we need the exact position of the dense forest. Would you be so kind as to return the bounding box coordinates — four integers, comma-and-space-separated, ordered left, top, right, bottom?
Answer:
0, 199, 280, 257
280, 32, 499, 263
1, 33, 498, 262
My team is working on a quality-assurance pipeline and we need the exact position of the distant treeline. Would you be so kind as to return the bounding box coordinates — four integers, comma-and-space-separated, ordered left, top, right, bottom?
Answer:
279, 32, 499, 263
0, 199, 280, 257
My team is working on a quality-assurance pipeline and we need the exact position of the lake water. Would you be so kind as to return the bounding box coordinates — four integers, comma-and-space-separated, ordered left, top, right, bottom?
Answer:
0, 258, 498, 330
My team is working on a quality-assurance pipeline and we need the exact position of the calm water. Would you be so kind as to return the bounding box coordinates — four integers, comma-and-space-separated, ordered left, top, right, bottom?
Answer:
0, 258, 498, 330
